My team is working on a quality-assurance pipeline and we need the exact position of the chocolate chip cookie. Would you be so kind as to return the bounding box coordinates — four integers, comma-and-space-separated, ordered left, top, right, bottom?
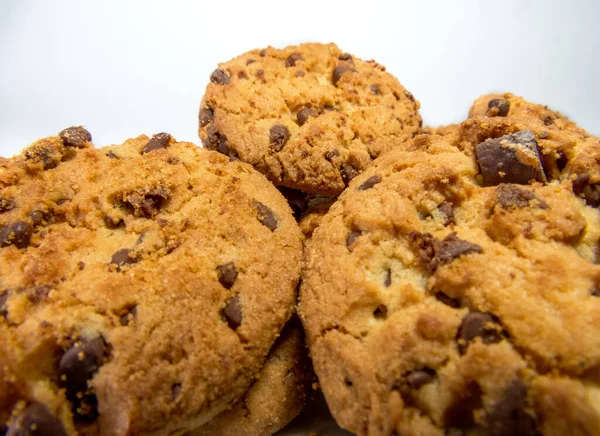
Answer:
299, 119, 600, 435
199, 43, 422, 195
0, 129, 302, 435
189, 320, 310, 436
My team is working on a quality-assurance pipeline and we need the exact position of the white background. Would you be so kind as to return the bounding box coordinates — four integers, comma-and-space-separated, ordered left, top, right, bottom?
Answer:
0, 0, 598, 158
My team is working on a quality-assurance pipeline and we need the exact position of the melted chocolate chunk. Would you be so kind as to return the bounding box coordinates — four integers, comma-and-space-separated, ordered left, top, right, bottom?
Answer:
0, 197, 15, 213
346, 231, 362, 251
476, 131, 547, 186
338, 53, 354, 63
487, 380, 538, 436
110, 248, 139, 271
222, 295, 242, 329
438, 201, 455, 226
572, 173, 600, 207
435, 291, 461, 308
487, 98, 510, 117
0, 221, 33, 249
59, 126, 92, 148
342, 164, 358, 186
456, 312, 503, 354
217, 262, 238, 289
369, 84, 381, 95
210, 68, 230, 85
429, 233, 483, 273
495, 184, 548, 209
269, 125, 290, 152
7, 402, 68, 436
285, 52, 304, 67
253, 201, 278, 231
141, 133, 171, 154
358, 175, 382, 191
296, 107, 313, 126
332, 66, 356, 86
57, 337, 106, 420
199, 108, 214, 127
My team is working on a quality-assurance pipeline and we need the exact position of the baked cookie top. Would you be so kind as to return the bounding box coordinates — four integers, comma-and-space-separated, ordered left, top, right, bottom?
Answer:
189, 319, 310, 436
0, 129, 302, 435
199, 42, 422, 195
299, 119, 600, 435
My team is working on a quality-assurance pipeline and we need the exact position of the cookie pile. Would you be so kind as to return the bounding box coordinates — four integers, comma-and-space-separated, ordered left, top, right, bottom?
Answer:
1, 42, 599, 436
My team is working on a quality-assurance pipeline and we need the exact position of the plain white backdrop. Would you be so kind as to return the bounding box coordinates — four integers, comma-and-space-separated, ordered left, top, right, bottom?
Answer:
0, 0, 598, 157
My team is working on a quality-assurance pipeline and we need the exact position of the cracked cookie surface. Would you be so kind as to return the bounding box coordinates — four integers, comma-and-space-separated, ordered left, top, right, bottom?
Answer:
199, 42, 422, 195
0, 129, 302, 435
299, 119, 600, 435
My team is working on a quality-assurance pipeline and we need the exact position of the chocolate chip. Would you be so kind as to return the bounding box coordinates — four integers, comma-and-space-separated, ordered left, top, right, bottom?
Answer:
342, 164, 358, 185
572, 173, 600, 207
332, 66, 356, 86
444, 382, 483, 428
488, 380, 538, 436
124, 188, 169, 218
476, 131, 547, 186
58, 337, 106, 420
277, 187, 308, 220
325, 149, 339, 161
346, 231, 362, 251
217, 262, 238, 289
592, 287, 600, 297
222, 295, 242, 329
24, 145, 60, 170
487, 99, 511, 117
77, 261, 85, 270
246, 59, 256, 65
0, 197, 15, 213
404, 91, 416, 103
29, 210, 44, 226
269, 125, 290, 152
297, 107, 313, 126
141, 132, 171, 154
338, 53, 354, 63
429, 233, 483, 273
543, 115, 554, 126
435, 291, 460, 308
253, 201, 278, 231
0, 292, 8, 319
27, 284, 51, 303
7, 402, 68, 436
406, 368, 435, 389
210, 68, 230, 85
59, 126, 92, 148
106, 151, 118, 159
110, 249, 139, 271
456, 312, 503, 354
0, 222, 33, 249
373, 305, 387, 319
439, 201, 455, 226
496, 184, 548, 209
384, 268, 392, 287
171, 383, 182, 401
199, 108, 214, 127
358, 175, 382, 191
555, 150, 568, 171
285, 52, 304, 67
259, 49, 267, 57
369, 84, 381, 95
119, 305, 137, 326
256, 69, 266, 82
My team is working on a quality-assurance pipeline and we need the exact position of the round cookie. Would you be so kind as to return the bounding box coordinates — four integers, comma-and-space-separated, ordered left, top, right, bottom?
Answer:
0, 129, 302, 435
189, 320, 310, 436
299, 121, 600, 435
199, 42, 422, 195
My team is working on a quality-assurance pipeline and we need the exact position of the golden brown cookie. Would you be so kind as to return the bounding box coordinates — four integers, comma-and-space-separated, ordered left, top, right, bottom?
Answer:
299, 119, 600, 435
199, 43, 422, 195
0, 128, 302, 435
189, 320, 310, 436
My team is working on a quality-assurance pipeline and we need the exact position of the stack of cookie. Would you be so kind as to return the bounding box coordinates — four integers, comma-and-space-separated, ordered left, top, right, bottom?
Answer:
2, 41, 600, 436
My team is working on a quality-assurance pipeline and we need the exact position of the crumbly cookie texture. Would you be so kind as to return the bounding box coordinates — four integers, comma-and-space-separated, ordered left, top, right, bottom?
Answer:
299, 118, 600, 435
189, 320, 310, 436
0, 129, 302, 436
421, 123, 460, 137
199, 42, 422, 195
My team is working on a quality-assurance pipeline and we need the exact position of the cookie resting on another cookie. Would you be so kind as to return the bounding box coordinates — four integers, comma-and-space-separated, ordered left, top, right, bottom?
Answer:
199, 42, 422, 195
189, 320, 310, 436
299, 116, 600, 435
0, 128, 302, 435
